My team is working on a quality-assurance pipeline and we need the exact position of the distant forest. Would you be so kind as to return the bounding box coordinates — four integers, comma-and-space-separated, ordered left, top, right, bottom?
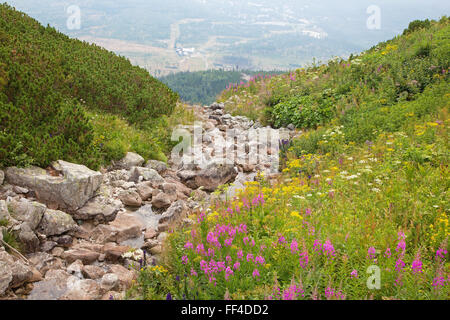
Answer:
159, 69, 284, 105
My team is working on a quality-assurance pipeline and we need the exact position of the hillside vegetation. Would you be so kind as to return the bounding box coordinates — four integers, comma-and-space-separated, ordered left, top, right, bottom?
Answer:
129, 18, 450, 300
0, 3, 180, 169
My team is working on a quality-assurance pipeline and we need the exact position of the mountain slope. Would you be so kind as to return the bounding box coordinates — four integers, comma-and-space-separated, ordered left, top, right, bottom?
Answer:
0, 3, 179, 169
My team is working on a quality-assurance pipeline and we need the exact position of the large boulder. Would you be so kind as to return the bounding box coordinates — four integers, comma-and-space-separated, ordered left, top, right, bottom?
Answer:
37, 209, 77, 236
112, 152, 144, 170
194, 159, 238, 191
5, 160, 103, 211
62, 249, 100, 265
17, 223, 40, 253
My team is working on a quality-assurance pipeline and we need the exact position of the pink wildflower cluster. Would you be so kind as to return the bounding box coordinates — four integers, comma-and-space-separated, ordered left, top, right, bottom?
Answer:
324, 287, 346, 300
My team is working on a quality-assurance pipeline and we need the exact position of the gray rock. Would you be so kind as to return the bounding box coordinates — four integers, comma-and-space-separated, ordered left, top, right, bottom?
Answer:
151, 192, 171, 209
194, 158, 238, 191
136, 183, 153, 201
62, 249, 100, 265
0, 170, 4, 185
63, 278, 102, 300
37, 209, 77, 236
129, 167, 165, 187
5, 160, 103, 211
0, 249, 33, 293
7, 198, 46, 231
100, 273, 119, 291
118, 190, 142, 207
112, 152, 145, 170
145, 160, 167, 174
159, 200, 187, 226
74, 197, 121, 223
18, 223, 40, 253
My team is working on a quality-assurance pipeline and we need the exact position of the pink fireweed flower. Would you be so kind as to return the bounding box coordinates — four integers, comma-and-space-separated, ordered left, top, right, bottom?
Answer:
395, 258, 405, 272
226, 207, 233, 215
197, 212, 205, 223
224, 238, 233, 247
255, 256, 265, 265
226, 255, 232, 263
305, 208, 312, 215
181, 255, 189, 264
235, 205, 241, 214
225, 267, 234, 281
190, 229, 197, 239
396, 238, 406, 255
435, 248, 448, 261
237, 249, 243, 260
290, 239, 299, 254
207, 248, 215, 257
299, 252, 309, 269
233, 262, 241, 270
184, 242, 194, 250
350, 269, 358, 279
322, 240, 336, 257
412, 258, 423, 274
282, 284, 304, 300
252, 269, 260, 278
243, 236, 250, 245
278, 236, 286, 244
238, 224, 247, 234
367, 247, 376, 260
196, 243, 205, 254
208, 276, 217, 285
247, 253, 254, 262
384, 247, 392, 258
190, 268, 198, 276
313, 239, 322, 253
250, 239, 255, 247
432, 275, 447, 288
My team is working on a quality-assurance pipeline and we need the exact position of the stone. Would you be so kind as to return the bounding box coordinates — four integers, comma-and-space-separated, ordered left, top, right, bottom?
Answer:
27, 269, 71, 300
145, 160, 167, 174
129, 167, 164, 187
190, 188, 208, 201
82, 265, 105, 280
37, 209, 77, 236
149, 245, 162, 255
108, 264, 136, 290
62, 278, 102, 300
177, 170, 196, 181
0, 170, 4, 185
108, 212, 144, 243
40, 241, 57, 252
118, 190, 142, 207
5, 160, 103, 211
0, 250, 13, 295
151, 192, 172, 209
56, 235, 73, 247
210, 102, 225, 110
51, 247, 65, 257
13, 186, 29, 194
62, 248, 100, 265
194, 158, 238, 191
18, 223, 40, 253
159, 200, 187, 226
28, 252, 63, 275
112, 152, 144, 170
74, 197, 121, 223
287, 123, 295, 131
136, 183, 153, 201
103, 242, 130, 262
0, 200, 11, 223
144, 228, 158, 240
7, 198, 46, 231
90, 224, 119, 244
100, 273, 119, 292
67, 260, 84, 278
